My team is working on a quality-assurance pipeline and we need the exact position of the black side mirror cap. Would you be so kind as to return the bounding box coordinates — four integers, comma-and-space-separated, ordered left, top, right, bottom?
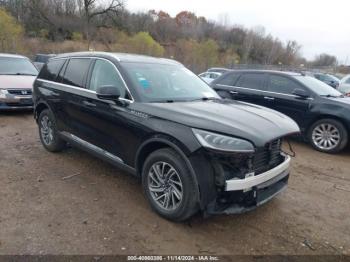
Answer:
292, 88, 309, 98
96, 85, 121, 101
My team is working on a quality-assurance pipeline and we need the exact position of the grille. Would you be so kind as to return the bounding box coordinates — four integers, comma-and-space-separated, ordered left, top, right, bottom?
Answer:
208, 138, 284, 183
253, 139, 283, 174
7, 89, 32, 95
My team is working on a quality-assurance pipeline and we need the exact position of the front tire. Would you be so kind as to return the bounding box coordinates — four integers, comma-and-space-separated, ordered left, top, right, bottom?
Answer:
142, 148, 199, 221
308, 118, 348, 153
38, 109, 66, 152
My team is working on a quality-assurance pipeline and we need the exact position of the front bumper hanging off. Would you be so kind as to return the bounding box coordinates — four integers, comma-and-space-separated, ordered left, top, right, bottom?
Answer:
208, 155, 291, 215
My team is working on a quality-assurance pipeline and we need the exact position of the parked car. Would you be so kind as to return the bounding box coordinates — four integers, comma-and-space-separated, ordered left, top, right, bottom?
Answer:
207, 67, 231, 74
212, 70, 350, 153
33, 52, 299, 221
33, 54, 56, 71
0, 53, 38, 110
198, 71, 222, 83
313, 73, 340, 89
339, 75, 350, 96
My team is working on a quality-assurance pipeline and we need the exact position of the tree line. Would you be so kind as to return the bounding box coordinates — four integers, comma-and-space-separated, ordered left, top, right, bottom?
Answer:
0, 0, 339, 73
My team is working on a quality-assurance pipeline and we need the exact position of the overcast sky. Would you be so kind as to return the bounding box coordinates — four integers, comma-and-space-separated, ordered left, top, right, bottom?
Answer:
125, 0, 350, 64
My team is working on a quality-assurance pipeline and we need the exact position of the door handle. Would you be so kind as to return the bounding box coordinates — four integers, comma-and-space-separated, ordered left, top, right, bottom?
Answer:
230, 91, 239, 95
83, 100, 96, 107
264, 96, 275, 101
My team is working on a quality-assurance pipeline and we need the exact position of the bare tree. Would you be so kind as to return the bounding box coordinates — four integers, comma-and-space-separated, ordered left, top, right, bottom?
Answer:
313, 53, 338, 67
82, 0, 124, 49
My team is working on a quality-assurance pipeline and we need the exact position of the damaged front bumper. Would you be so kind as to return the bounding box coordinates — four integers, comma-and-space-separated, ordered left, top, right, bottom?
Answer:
207, 155, 290, 215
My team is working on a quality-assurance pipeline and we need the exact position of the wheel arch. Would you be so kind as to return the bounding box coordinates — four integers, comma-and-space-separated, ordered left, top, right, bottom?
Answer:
307, 114, 350, 135
135, 136, 193, 177
34, 101, 50, 122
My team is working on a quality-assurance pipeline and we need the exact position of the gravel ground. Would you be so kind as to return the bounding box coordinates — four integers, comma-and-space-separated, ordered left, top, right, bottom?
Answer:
0, 112, 350, 255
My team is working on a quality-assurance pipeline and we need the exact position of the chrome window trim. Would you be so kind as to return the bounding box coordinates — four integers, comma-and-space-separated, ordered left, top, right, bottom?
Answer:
51, 54, 121, 62
37, 78, 134, 104
217, 84, 314, 100
47, 56, 134, 102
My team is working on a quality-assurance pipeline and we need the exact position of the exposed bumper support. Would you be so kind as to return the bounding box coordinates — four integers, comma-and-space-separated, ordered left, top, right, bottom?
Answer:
225, 155, 291, 191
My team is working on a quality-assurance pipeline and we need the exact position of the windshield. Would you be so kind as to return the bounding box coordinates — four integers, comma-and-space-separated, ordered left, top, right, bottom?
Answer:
327, 75, 339, 81
294, 76, 342, 97
321, 74, 339, 82
121, 62, 219, 102
0, 57, 38, 76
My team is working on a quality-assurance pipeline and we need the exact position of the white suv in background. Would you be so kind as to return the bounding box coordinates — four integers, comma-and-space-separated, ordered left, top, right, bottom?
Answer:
339, 75, 350, 96
198, 72, 222, 83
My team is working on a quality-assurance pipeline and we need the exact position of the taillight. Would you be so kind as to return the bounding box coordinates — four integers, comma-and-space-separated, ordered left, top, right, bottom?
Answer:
346, 93, 350, 97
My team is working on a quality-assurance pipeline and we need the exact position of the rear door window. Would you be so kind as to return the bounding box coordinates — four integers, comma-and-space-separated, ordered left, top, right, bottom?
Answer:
236, 73, 267, 90
217, 73, 240, 86
268, 75, 301, 94
38, 59, 66, 82
62, 58, 92, 88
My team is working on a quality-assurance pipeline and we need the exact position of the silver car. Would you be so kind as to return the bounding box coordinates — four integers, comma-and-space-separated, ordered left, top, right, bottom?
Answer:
0, 54, 38, 110
199, 72, 222, 84
339, 75, 350, 96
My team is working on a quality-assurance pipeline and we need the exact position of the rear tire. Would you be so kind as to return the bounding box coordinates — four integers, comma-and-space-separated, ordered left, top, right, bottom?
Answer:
38, 109, 66, 152
142, 148, 199, 222
308, 118, 348, 154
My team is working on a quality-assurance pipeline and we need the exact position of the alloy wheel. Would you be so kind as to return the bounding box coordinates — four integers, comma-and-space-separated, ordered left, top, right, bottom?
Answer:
40, 115, 54, 146
148, 161, 183, 211
312, 123, 341, 151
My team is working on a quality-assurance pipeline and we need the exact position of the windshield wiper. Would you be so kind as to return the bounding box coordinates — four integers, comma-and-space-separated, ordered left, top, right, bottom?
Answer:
15, 73, 37, 76
321, 94, 344, 98
151, 99, 180, 103
191, 97, 219, 102
3, 73, 37, 76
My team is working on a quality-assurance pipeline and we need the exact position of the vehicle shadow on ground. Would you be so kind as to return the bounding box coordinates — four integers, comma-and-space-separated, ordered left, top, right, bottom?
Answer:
288, 137, 350, 157
0, 110, 33, 117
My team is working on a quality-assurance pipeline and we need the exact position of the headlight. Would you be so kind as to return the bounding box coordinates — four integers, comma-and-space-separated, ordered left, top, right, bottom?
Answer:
0, 89, 8, 98
192, 128, 255, 153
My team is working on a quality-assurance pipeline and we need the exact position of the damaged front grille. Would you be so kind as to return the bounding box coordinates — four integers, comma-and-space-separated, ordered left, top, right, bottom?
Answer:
253, 139, 283, 174
210, 139, 284, 186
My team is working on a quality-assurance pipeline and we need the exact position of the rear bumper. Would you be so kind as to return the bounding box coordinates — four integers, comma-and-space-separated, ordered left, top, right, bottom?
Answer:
207, 155, 290, 215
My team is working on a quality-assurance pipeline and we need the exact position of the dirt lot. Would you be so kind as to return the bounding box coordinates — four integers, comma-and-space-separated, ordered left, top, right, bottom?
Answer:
0, 112, 350, 255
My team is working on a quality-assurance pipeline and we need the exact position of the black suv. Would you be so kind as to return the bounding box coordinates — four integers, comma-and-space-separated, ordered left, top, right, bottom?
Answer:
33, 53, 299, 221
211, 70, 350, 153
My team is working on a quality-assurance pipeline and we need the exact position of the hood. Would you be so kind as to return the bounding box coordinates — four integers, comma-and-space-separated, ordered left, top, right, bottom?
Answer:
328, 96, 350, 106
339, 84, 350, 94
134, 99, 300, 147
0, 75, 36, 90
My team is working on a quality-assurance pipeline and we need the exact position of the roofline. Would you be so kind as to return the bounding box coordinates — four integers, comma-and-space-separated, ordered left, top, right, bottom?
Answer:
0, 53, 29, 59
53, 51, 182, 66
228, 69, 302, 76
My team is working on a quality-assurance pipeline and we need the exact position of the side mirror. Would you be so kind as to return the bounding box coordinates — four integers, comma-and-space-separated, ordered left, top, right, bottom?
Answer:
292, 88, 309, 98
96, 85, 121, 101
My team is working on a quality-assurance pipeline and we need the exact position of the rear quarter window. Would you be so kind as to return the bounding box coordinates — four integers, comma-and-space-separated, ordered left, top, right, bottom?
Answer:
38, 59, 66, 82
